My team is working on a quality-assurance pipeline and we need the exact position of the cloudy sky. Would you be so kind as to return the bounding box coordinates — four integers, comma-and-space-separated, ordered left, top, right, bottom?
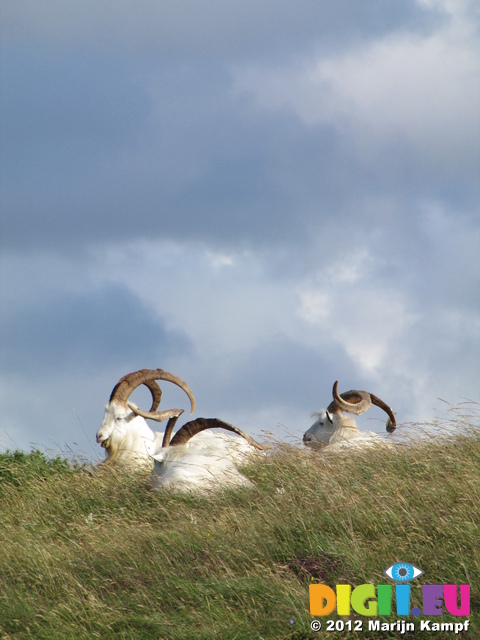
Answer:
1, 0, 479, 459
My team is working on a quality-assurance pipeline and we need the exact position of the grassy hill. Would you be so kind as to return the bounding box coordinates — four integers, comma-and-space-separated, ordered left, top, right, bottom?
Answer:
0, 411, 478, 639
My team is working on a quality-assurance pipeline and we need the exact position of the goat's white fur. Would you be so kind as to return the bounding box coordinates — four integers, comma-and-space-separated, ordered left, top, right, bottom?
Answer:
151, 432, 254, 491
303, 410, 393, 450
97, 400, 259, 490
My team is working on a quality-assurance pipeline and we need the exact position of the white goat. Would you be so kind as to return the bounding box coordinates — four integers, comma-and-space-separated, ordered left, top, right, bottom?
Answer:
151, 431, 255, 491
303, 382, 396, 450
96, 369, 265, 491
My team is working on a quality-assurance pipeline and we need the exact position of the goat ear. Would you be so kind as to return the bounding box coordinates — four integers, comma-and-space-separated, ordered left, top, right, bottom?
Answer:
326, 410, 333, 424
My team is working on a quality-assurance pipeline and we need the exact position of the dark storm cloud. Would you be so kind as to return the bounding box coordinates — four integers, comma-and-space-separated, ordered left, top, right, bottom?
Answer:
5, 47, 467, 256
0, 285, 191, 374
0, 49, 341, 251
1, 49, 151, 249
0, 0, 446, 254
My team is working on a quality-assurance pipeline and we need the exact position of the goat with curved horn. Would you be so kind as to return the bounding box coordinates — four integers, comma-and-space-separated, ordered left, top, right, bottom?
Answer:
96, 368, 195, 462
150, 417, 267, 492
97, 367, 267, 491
303, 381, 397, 450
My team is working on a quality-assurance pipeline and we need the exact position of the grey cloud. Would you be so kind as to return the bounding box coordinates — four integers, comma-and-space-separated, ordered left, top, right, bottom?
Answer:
0, 285, 192, 375
1, 50, 342, 251
1, 50, 151, 250
2, 51, 454, 257
1, 1, 435, 59
1, 2, 456, 255
3, 6, 478, 254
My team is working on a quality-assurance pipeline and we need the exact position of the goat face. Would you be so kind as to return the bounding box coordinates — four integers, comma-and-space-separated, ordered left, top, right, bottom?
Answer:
96, 401, 156, 460
303, 410, 336, 447
303, 381, 397, 448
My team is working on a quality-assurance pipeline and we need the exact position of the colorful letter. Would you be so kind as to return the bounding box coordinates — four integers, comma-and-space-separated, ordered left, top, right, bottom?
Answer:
444, 585, 470, 616
377, 584, 392, 615
395, 584, 411, 615
351, 584, 377, 616
336, 584, 351, 615
309, 584, 336, 616
422, 584, 444, 615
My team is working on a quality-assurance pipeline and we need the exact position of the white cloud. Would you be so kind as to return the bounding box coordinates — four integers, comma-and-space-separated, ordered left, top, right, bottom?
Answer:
88, 241, 286, 359
89, 239, 422, 382
233, 1, 480, 169
297, 286, 418, 376
298, 290, 331, 324
205, 250, 235, 269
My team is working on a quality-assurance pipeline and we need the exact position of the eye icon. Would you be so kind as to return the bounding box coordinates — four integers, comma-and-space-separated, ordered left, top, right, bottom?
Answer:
384, 563, 424, 582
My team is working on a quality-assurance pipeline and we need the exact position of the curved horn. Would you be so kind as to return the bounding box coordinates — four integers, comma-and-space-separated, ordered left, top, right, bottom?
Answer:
328, 381, 397, 433
370, 393, 397, 433
167, 418, 268, 451
162, 415, 181, 448
126, 404, 184, 448
127, 404, 185, 423
328, 381, 372, 415
109, 368, 195, 414
143, 380, 162, 412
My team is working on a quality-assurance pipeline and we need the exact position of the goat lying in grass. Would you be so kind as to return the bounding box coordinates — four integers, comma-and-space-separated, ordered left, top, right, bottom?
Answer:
303, 382, 396, 450
96, 368, 266, 491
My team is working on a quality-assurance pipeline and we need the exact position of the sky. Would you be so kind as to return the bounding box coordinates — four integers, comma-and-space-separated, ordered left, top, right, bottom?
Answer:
1, 0, 479, 460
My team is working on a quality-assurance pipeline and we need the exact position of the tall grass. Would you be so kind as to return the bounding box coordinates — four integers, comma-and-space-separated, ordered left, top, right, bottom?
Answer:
0, 413, 478, 639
